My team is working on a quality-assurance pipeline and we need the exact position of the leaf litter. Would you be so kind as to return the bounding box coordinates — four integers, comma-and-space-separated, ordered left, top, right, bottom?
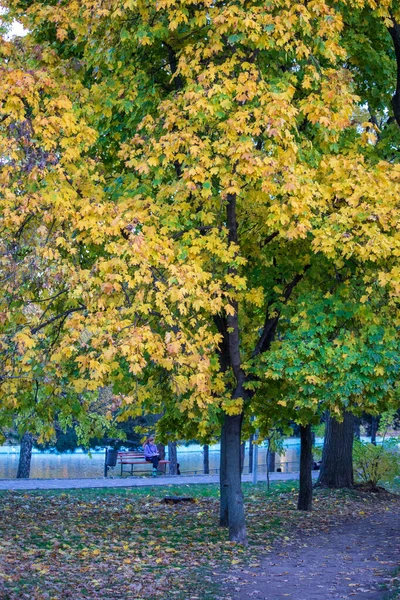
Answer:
0, 482, 399, 599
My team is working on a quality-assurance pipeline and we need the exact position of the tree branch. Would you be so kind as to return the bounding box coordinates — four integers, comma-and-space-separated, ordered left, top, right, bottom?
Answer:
252, 265, 310, 358
225, 194, 246, 393
31, 306, 86, 334
388, 18, 400, 128
261, 231, 279, 247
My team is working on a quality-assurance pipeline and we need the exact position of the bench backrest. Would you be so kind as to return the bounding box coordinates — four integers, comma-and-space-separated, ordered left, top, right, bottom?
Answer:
117, 451, 145, 459
117, 451, 144, 456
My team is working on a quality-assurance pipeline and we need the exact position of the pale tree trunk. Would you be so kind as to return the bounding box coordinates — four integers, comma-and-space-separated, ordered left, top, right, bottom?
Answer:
240, 442, 245, 474
203, 444, 209, 474
252, 435, 258, 484
298, 424, 313, 511
17, 432, 34, 479
318, 411, 354, 488
371, 416, 378, 445
266, 439, 271, 489
221, 413, 247, 544
248, 434, 254, 474
168, 441, 178, 475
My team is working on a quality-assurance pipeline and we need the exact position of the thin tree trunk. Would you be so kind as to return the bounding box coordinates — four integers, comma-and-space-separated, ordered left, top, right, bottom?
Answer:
388, 19, 400, 128
371, 416, 378, 445
298, 424, 313, 511
219, 420, 229, 527
157, 442, 166, 473
240, 442, 245, 474
219, 193, 248, 543
203, 444, 209, 475
223, 413, 247, 544
248, 434, 254, 474
267, 447, 275, 473
168, 441, 177, 475
17, 432, 33, 479
318, 411, 354, 488
252, 433, 259, 484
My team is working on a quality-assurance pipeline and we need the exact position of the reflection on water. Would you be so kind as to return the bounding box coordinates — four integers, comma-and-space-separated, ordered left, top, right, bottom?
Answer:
0, 438, 321, 480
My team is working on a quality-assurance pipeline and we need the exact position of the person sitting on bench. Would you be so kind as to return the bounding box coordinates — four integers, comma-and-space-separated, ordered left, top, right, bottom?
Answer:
144, 435, 159, 476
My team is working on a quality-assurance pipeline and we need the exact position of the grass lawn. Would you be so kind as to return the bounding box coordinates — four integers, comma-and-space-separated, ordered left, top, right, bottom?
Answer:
0, 480, 398, 599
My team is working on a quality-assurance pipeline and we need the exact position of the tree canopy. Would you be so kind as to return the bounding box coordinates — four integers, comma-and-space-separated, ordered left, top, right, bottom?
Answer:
1, 0, 400, 540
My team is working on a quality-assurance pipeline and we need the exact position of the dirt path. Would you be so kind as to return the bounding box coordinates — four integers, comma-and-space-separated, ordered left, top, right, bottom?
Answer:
223, 507, 400, 599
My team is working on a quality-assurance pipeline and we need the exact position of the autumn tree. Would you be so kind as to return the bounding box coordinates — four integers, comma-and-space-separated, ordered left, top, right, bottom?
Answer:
1, 0, 400, 543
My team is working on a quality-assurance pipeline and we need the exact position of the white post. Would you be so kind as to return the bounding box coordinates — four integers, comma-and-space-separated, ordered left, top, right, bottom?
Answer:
252, 432, 258, 485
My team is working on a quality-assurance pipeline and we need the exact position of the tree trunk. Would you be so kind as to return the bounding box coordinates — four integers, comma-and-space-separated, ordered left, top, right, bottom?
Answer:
168, 441, 178, 475
318, 411, 354, 488
248, 434, 254, 474
218, 193, 247, 544
297, 424, 313, 511
266, 440, 271, 489
221, 413, 247, 544
267, 447, 275, 473
219, 419, 229, 527
371, 416, 378, 445
157, 442, 166, 473
17, 432, 33, 479
240, 442, 245, 474
203, 444, 209, 474
252, 434, 259, 484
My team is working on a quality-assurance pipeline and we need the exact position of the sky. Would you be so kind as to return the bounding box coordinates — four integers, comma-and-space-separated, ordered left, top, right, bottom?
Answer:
10, 21, 27, 37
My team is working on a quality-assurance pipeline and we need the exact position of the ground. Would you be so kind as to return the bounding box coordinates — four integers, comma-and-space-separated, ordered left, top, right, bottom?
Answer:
223, 492, 400, 599
0, 482, 399, 599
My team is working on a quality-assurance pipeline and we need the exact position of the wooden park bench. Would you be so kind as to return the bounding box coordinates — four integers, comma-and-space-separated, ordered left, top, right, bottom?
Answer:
117, 451, 170, 476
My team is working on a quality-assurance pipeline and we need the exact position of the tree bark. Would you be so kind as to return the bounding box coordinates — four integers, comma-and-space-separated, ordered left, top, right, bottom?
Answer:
388, 19, 400, 128
157, 442, 166, 473
222, 413, 247, 544
297, 424, 313, 511
318, 411, 354, 488
267, 447, 275, 473
203, 444, 209, 474
218, 193, 248, 544
219, 419, 229, 527
168, 441, 178, 475
17, 432, 33, 479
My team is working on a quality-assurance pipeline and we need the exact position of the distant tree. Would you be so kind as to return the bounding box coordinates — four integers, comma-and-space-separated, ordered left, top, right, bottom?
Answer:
16, 432, 33, 479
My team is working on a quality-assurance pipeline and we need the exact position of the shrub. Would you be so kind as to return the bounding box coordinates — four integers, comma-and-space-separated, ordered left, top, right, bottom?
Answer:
353, 438, 400, 489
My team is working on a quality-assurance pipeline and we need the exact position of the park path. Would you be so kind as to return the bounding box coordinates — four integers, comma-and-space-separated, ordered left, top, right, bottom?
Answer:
223, 504, 400, 600
0, 470, 318, 490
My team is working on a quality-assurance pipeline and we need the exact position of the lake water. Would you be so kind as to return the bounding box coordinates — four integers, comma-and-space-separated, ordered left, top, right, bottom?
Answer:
0, 438, 317, 479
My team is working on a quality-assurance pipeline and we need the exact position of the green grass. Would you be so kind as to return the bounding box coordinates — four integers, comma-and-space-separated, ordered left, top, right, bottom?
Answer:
0, 478, 297, 500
